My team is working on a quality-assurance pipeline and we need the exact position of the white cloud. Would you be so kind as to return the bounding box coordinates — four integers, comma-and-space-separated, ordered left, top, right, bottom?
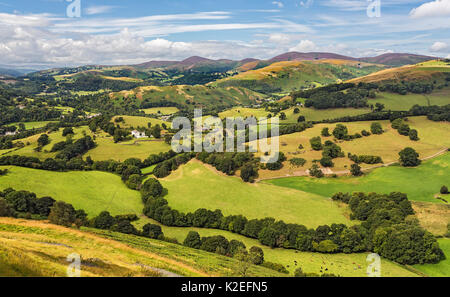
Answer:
272, 1, 284, 8
300, 0, 314, 8
446, 54, 450, 58
85, 5, 116, 15
268, 33, 291, 44
289, 40, 317, 52
430, 41, 448, 52
410, 0, 450, 18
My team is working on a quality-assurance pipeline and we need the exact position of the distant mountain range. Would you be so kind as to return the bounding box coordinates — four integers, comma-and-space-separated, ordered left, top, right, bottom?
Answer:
0, 67, 36, 77
132, 52, 437, 72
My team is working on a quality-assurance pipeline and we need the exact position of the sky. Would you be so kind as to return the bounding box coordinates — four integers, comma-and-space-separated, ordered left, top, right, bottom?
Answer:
0, 0, 449, 69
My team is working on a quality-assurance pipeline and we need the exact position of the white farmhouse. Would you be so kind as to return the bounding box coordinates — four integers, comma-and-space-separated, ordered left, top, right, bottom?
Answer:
131, 130, 147, 139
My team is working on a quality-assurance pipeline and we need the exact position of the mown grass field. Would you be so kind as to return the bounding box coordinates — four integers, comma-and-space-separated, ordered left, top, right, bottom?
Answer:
139, 218, 418, 277
112, 115, 169, 128
413, 239, 450, 277
371, 89, 450, 111
265, 152, 450, 204
254, 116, 450, 179
0, 218, 283, 277
86, 134, 171, 161
5, 126, 93, 159
160, 160, 351, 228
280, 107, 372, 123
0, 166, 142, 217
141, 107, 179, 115
6, 121, 58, 130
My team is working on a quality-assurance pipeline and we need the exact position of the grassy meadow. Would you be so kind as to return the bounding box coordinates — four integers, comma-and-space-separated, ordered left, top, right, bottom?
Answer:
0, 166, 142, 217
160, 160, 351, 228
253, 116, 450, 179
265, 152, 450, 204
371, 89, 450, 111
138, 218, 418, 277
141, 107, 179, 115
112, 115, 169, 129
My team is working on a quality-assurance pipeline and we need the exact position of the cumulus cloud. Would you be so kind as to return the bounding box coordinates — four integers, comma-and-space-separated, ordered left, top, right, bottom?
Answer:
268, 33, 291, 44
430, 41, 448, 52
410, 0, 450, 18
289, 40, 317, 52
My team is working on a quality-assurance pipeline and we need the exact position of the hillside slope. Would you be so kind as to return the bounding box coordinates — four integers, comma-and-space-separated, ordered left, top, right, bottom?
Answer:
211, 60, 384, 94
109, 84, 266, 109
0, 218, 285, 277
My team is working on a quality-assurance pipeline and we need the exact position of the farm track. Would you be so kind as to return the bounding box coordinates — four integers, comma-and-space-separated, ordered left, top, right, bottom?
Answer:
256, 148, 449, 182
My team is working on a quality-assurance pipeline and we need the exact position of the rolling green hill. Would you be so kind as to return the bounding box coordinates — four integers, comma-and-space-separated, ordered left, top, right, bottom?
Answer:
110, 84, 266, 109
211, 60, 384, 94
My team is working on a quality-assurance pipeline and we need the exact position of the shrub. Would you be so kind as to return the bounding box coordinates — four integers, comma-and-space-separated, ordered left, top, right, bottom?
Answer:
310, 136, 323, 151
249, 246, 264, 265
370, 122, 383, 135
261, 262, 289, 274
142, 223, 163, 239
399, 147, 421, 167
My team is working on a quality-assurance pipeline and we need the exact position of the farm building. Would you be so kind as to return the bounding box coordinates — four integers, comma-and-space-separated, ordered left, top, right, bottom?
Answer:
131, 130, 147, 139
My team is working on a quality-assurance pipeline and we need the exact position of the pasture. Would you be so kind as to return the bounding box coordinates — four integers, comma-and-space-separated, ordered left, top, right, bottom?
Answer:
112, 115, 169, 129
265, 152, 450, 204
4, 126, 93, 159
0, 166, 142, 217
86, 134, 171, 161
371, 89, 450, 111
140, 218, 418, 277
141, 107, 179, 115
160, 160, 351, 228
253, 116, 450, 179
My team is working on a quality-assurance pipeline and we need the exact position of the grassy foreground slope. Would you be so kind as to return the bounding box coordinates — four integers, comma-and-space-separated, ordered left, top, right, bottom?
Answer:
160, 160, 351, 227
0, 218, 283, 277
0, 166, 142, 216
266, 153, 450, 204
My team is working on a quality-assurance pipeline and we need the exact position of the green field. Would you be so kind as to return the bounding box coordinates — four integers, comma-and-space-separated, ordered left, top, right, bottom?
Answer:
139, 218, 418, 277
160, 161, 351, 228
141, 107, 179, 115
87, 135, 171, 161
5, 126, 92, 159
112, 115, 169, 129
0, 166, 142, 217
266, 153, 450, 203
371, 90, 450, 111
281, 107, 372, 123
6, 121, 58, 130
413, 239, 450, 277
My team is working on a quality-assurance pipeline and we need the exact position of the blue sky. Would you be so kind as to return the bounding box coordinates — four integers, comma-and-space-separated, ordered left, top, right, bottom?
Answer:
0, 0, 449, 68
